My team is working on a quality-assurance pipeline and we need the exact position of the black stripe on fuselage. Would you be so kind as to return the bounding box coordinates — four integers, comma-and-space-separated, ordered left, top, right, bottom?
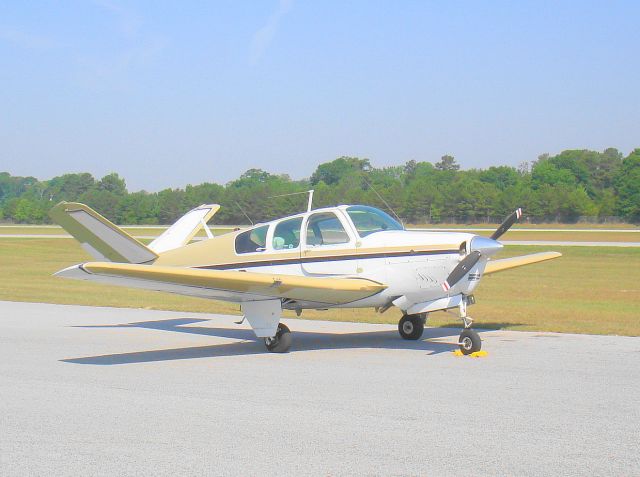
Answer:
195, 248, 459, 271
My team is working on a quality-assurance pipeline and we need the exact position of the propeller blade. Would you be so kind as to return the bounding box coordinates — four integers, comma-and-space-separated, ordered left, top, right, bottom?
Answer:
490, 208, 522, 241
442, 251, 481, 292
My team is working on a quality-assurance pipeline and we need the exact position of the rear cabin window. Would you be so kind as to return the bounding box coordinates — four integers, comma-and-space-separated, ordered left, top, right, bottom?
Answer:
235, 225, 268, 254
272, 217, 302, 250
306, 213, 350, 246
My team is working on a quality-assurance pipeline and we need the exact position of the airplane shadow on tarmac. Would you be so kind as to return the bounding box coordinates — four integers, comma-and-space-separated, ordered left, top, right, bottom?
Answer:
60, 317, 504, 365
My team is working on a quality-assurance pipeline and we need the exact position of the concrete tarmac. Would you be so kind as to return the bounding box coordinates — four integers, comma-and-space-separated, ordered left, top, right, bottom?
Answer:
1, 301, 639, 476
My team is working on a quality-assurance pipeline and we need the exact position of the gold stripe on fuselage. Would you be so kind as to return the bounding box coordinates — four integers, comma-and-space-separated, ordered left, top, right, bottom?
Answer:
154, 230, 458, 270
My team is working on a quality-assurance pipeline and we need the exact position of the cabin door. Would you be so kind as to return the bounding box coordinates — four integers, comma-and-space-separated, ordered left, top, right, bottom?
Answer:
300, 212, 357, 275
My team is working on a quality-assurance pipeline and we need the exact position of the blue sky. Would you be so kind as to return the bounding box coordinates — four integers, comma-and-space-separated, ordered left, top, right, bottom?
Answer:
1, 1, 638, 191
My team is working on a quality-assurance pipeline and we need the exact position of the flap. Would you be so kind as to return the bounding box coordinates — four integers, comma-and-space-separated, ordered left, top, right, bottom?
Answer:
60, 262, 387, 305
484, 252, 561, 275
149, 204, 220, 254
49, 202, 158, 264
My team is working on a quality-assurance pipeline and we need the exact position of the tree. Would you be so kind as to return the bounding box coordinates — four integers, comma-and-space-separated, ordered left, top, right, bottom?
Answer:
615, 149, 640, 221
310, 157, 371, 185
479, 166, 520, 191
13, 198, 46, 223
434, 155, 459, 171
98, 173, 127, 195
46, 173, 95, 201
0, 147, 637, 225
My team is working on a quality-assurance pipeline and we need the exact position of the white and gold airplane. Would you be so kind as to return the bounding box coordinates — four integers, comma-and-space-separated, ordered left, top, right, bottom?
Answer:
51, 202, 560, 354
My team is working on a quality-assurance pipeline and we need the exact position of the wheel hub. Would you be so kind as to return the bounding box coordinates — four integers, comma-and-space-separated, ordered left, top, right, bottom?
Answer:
461, 336, 473, 350
402, 322, 414, 334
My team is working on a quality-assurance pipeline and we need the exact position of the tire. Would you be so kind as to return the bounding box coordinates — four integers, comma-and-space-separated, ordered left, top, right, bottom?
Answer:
264, 323, 292, 353
458, 328, 481, 355
398, 314, 424, 340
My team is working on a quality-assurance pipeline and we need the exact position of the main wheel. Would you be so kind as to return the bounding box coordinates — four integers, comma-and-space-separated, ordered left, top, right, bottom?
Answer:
398, 314, 424, 340
264, 323, 292, 353
458, 328, 481, 355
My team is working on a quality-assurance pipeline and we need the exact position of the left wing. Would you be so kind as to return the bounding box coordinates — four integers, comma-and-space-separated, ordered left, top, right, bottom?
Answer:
484, 251, 561, 275
55, 262, 387, 306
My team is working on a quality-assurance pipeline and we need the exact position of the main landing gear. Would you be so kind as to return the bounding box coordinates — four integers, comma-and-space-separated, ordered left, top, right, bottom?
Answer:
398, 313, 427, 340
264, 323, 292, 353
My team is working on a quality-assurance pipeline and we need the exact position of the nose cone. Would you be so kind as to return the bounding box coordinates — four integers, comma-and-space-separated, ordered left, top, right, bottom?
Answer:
471, 236, 503, 257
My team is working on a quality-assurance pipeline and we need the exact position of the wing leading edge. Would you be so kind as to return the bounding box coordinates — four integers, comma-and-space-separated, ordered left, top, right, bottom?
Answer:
55, 262, 387, 305
484, 251, 561, 275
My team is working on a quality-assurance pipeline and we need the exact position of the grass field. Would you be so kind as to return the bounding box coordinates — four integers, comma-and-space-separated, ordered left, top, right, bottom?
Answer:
0, 238, 638, 335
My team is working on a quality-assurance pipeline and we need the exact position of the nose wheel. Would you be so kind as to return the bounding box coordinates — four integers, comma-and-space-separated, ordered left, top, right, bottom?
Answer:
458, 328, 481, 355
398, 313, 426, 340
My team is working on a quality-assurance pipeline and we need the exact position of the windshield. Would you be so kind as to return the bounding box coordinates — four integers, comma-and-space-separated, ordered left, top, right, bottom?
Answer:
346, 206, 403, 237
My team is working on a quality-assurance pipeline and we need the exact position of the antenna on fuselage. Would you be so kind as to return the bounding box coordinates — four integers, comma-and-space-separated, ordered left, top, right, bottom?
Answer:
267, 189, 315, 213
234, 201, 254, 226
307, 189, 314, 212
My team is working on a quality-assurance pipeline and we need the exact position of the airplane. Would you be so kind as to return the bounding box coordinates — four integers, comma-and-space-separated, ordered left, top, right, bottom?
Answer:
50, 201, 561, 355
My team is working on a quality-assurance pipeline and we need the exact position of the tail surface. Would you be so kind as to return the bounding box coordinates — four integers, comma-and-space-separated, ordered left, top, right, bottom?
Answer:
148, 204, 219, 254
49, 202, 158, 264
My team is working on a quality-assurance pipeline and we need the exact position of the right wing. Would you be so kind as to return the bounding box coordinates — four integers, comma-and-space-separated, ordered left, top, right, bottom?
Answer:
55, 262, 387, 306
484, 251, 561, 275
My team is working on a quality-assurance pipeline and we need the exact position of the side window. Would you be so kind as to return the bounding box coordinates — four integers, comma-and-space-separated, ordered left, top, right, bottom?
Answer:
235, 225, 268, 254
272, 217, 302, 250
305, 213, 350, 246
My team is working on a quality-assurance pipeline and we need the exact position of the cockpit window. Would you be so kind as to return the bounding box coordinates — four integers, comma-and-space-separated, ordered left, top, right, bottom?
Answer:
346, 206, 403, 238
272, 217, 302, 250
235, 225, 268, 254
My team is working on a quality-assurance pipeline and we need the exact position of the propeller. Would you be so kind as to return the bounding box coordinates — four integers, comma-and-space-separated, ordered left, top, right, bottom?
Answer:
442, 208, 522, 292
442, 251, 481, 291
490, 207, 522, 240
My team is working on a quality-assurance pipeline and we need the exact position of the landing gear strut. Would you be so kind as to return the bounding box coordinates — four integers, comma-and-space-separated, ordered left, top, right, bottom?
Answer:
264, 323, 292, 353
398, 313, 426, 340
458, 297, 481, 355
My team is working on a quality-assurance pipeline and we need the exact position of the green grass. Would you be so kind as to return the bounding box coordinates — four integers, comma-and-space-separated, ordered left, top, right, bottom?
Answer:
0, 238, 638, 336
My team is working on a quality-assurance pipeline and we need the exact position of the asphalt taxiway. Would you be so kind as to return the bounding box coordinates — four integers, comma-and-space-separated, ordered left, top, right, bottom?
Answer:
1, 301, 638, 476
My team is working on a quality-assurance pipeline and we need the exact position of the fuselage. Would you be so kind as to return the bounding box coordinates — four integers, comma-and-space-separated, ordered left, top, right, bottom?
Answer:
154, 205, 500, 312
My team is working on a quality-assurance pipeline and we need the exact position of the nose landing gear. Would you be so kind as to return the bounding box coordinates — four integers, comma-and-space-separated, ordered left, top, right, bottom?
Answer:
458, 298, 481, 355
458, 328, 481, 355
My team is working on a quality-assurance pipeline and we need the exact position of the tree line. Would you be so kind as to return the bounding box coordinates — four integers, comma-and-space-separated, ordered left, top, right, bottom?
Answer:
1, 147, 639, 225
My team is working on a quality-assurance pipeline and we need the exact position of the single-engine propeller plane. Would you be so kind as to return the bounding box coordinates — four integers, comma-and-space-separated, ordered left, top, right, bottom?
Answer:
51, 201, 560, 354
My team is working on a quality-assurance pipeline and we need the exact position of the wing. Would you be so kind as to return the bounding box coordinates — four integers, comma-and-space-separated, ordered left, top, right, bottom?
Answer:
484, 251, 561, 275
55, 262, 387, 306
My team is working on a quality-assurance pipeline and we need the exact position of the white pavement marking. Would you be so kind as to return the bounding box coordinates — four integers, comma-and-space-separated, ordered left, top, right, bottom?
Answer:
1, 301, 639, 476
